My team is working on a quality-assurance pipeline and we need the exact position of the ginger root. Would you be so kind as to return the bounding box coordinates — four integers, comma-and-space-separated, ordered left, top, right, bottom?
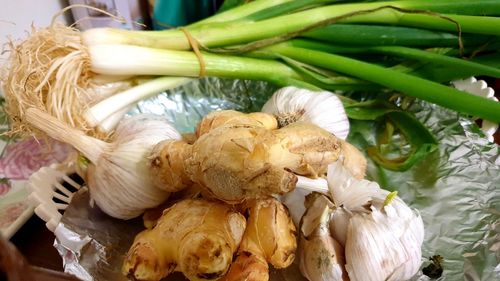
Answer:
142, 184, 205, 229
123, 199, 246, 281
195, 110, 277, 137
338, 140, 367, 180
150, 139, 193, 192
150, 110, 346, 203
222, 198, 297, 281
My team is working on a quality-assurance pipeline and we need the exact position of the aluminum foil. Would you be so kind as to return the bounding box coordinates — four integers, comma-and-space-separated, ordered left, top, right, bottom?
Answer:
53, 78, 499, 281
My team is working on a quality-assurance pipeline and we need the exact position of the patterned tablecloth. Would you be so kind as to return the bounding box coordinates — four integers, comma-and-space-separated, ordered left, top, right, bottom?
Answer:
0, 98, 71, 238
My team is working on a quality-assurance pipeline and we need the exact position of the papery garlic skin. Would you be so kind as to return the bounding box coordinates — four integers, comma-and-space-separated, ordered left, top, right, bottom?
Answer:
326, 162, 424, 281
282, 176, 328, 226
262, 86, 350, 140
89, 115, 182, 219
345, 201, 424, 281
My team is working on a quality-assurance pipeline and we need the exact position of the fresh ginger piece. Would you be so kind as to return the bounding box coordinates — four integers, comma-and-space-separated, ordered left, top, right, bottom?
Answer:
187, 121, 341, 203
150, 140, 192, 192
123, 199, 246, 281
247, 112, 278, 130
223, 198, 297, 281
195, 110, 277, 138
142, 184, 204, 229
271, 122, 341, 177
220, 252, 269, 281
150, 110, 362, 203
240, 198, 297, 268
338, 140, 367, 179
187, 125, 299, 203
182, 132, 197, 144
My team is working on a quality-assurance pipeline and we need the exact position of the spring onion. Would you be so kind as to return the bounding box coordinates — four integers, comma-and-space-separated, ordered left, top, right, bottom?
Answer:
285, 39, 500, 78
83, 0, 500, 49
262, 43, 500, 122
2, 0, 500, 174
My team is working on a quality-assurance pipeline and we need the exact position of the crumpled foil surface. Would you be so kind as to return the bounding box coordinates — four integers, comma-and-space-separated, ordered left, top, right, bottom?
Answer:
53, 78, 499, 281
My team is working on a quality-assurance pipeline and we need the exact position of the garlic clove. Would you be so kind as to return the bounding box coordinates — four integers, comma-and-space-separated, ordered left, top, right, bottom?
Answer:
26, 109, 182, 219
262, 86, 350, 140
299, 235, 347, 281
451, 77, 498, 142
299, 192, 348, 281
328, 207, 350, 248
113, 114, 181, 145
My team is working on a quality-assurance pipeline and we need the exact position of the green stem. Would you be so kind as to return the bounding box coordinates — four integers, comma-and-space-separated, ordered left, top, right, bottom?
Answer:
190, 0, 293, 27
287, 39, 500, 78
88, 44, 301, 84
85, 77, 194, 127
342, 12, 500, 36
264, 43, 500, 122
84, 0, 500, 50
246, 49, 379, 91
370, 46, 500, 78
303, 24, 492, 47
243, 0, 343, 21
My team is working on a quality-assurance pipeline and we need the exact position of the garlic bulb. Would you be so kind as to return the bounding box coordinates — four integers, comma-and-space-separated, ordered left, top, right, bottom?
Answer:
262, 86, 350, 139
26, 108, 181, 219
299, 161, 424, 281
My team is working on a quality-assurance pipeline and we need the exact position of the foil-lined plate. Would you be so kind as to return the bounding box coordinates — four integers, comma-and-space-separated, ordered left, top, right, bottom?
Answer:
53, 78, 499, 281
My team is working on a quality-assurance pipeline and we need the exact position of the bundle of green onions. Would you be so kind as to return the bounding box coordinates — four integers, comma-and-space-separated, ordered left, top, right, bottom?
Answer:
2, 0, 500, 170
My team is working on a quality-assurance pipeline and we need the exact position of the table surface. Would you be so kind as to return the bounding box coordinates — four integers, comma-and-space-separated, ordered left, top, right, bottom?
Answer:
10, 216, 63, 272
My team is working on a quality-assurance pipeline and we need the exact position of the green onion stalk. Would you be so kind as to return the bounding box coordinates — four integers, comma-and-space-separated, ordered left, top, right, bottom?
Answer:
3, 0, 500, 138
2, 0, 305, 136
302, 24, 494, 47
286, 39, 500, 78
83, 0, 500, 49
262, 42, 500, 122
83, 0, 500, 128
83, 45, 305, 126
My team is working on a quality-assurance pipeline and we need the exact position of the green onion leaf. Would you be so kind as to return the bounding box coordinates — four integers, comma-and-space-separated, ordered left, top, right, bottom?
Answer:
367, 111, 439, 171
303, 24, 492, 47
345, 100, 438, 171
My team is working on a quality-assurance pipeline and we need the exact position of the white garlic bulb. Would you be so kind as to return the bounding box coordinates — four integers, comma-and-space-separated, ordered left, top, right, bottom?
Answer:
88, 114, 182, 219
26, 108, 181, 219
331, 162, 424, 281
299, 161, 424, 281
262, 86, 350, 139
